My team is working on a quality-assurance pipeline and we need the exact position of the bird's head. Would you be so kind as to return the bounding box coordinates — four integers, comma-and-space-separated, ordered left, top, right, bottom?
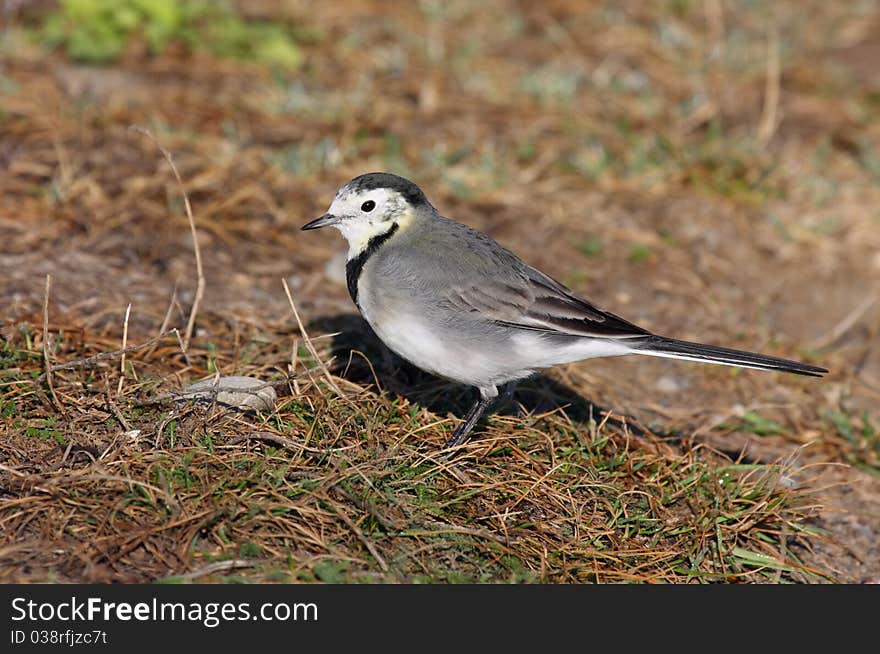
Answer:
301, 172, 430, 256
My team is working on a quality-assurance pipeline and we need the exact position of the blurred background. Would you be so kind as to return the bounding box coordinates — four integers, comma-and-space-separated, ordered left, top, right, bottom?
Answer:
1, 1, 879, 582
3, 0, 879, 442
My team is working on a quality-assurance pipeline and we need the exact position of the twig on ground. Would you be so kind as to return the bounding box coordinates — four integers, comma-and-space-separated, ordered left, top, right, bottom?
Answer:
166, 560, 259, 582
131, 125, 204, 351
146, 283, 182, 361
757, 23, 781, 146
227, 431, 358, 455
331, 501, 389, 572
813, 292, 878, 351
281, 278, 346, 398
117, 303, 132, 396
0, 463, 27, 478
332, 487, 406, 532
41, 274, 63, 412
35, 329, 180, 383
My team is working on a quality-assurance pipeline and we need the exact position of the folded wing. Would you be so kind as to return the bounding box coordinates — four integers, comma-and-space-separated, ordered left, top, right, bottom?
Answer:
445, 264, 651, 340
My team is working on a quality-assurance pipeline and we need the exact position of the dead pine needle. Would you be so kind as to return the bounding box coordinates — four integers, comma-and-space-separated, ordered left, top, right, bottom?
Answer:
117, 302, 132, 396
333, 501, 389, 572
281, 278, 345, 398
41, 274, 53, 389
812, 292, 878, 351
130, 125, 204, 351
41, 274, 62, 411
36, 329, 181, 382
146, 283, 187, 364
757, 24, 781, 147
167, 559, 258, 582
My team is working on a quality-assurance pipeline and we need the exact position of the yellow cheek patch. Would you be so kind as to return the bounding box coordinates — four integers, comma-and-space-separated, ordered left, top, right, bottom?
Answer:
343, 206, 415, 258
394, 206, 415, 231
348, 228, 373, 255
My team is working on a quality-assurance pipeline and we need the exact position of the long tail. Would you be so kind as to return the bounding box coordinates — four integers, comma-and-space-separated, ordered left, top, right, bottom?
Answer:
632, 335, 827, 377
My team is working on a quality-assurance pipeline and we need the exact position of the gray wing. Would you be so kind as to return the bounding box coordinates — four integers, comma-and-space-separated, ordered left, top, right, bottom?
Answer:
435, 225, 651, 340
389, 214, 650, 340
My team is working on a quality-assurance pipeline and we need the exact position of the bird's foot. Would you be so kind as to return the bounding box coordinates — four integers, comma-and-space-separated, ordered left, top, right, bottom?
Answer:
443, 427, 469, 450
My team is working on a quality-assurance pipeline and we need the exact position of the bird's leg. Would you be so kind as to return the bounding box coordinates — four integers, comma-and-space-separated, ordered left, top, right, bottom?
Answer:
444, 389, 497, 449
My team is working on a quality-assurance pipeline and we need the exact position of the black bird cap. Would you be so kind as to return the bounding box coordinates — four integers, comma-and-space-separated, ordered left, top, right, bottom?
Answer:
345, 172, 430, 207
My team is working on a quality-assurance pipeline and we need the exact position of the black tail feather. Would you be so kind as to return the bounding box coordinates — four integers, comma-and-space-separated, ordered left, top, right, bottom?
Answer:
636, 336, 827, 377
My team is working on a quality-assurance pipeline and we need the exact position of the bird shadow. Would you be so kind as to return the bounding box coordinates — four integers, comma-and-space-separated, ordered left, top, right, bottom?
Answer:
309, 313, 638, 434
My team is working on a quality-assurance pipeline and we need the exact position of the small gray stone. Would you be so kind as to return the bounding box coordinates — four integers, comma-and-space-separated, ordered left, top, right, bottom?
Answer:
179, 376, 277, 412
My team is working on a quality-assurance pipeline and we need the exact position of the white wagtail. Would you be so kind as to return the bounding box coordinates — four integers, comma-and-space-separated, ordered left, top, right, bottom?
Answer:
302, 173, 827, 448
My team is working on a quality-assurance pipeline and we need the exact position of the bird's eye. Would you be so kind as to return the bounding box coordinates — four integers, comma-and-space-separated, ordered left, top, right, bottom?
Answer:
361, 200, 376, 212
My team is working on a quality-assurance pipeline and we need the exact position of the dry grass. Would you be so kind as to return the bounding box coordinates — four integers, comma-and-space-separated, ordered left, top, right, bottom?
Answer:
0, 321, 830, 583
2, 0, 879, 583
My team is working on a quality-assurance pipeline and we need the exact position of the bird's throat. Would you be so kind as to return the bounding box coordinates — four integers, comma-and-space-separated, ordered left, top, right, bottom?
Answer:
345, 222, 399, 307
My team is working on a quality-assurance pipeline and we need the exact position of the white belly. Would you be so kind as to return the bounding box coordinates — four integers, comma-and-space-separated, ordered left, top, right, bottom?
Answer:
367, 310, 499, 385
358, 290, 634, 390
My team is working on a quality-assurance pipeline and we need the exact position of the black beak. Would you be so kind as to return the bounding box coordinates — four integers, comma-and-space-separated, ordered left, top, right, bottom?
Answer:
301, 213, 339, 231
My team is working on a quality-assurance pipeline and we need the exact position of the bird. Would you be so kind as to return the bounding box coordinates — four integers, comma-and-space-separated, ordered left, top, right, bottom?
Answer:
302, 172, 827, 448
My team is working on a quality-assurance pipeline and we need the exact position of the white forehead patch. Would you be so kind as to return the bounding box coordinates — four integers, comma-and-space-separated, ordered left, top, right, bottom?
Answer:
329, 186, 401, 218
